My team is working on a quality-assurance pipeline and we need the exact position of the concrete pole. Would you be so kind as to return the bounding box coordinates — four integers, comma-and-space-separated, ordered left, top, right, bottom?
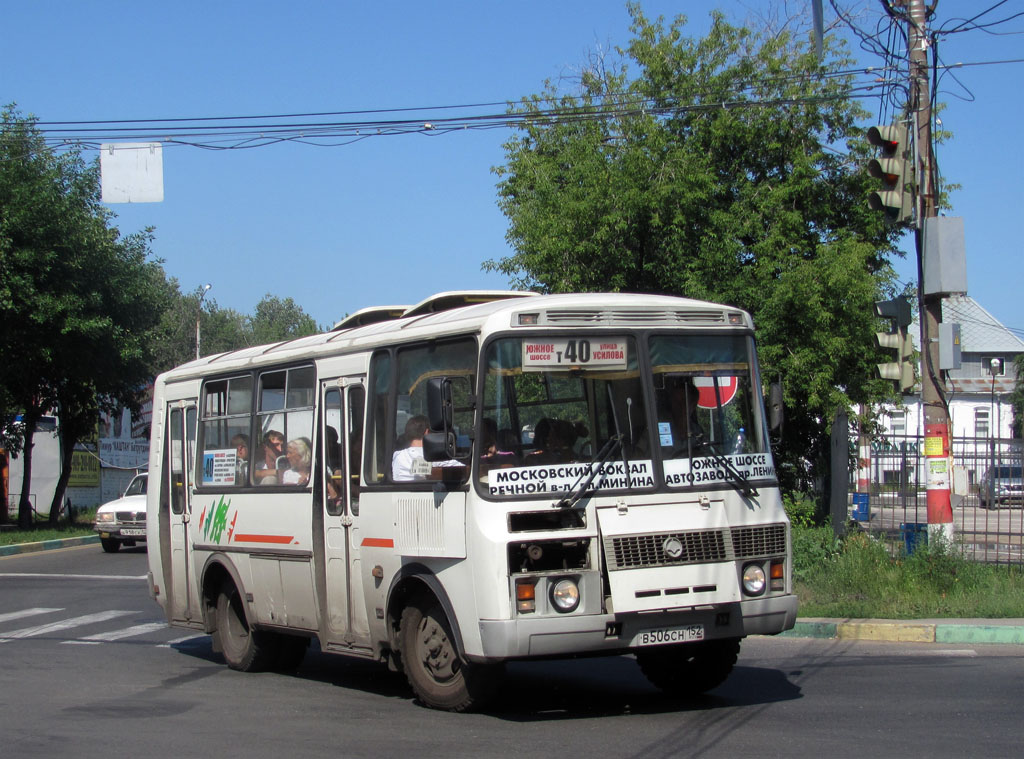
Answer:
902, 0, 953, 543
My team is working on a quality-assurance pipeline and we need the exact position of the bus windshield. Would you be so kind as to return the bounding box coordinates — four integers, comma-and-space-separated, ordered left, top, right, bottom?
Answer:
480, 333, 774, 497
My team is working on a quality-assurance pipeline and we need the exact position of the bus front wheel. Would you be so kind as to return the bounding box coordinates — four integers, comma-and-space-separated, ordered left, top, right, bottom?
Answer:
214, 581, 274, 672
399, 597, 501, 712
636, 637, 740, 696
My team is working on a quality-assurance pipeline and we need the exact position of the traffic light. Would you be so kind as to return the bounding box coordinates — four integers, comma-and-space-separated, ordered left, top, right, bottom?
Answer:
875, 296, 915, 393
867, 124, 914, 225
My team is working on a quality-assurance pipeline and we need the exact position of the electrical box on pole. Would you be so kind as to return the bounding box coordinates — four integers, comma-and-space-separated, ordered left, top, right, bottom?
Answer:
875, 296, 915, 392
867, 125, 914, 225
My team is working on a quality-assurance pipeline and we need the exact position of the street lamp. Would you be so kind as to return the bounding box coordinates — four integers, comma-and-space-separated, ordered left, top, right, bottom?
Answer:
196, 283, 212, 360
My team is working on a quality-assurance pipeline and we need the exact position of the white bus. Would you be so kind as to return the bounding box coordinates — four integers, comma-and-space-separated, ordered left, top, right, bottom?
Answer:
146, 290, 796, 711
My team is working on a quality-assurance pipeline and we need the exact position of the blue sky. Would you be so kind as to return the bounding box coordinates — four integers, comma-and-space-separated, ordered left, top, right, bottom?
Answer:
3, 1, 1021, 335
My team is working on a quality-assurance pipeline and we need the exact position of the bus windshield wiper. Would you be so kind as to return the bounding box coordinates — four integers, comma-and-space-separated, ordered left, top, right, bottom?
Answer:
553, 434, 623, 510
702, 443, 758, 499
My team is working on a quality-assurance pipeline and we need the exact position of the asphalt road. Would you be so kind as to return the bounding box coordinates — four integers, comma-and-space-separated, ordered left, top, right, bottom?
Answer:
2, 545, 1023, 759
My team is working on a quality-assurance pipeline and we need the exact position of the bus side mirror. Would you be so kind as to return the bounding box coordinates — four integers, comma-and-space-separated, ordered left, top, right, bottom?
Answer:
426, 377, 453, 431
424, 377, 457, 460
768, 382, 784, 435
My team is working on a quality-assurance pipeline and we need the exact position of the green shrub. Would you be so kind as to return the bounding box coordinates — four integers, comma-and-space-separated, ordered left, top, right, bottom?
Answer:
784, 492, 820, 528
791, 525, 841, 583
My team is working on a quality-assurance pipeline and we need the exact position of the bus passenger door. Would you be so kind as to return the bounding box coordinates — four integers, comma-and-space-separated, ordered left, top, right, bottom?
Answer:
167, 403, 198, 623
321, 379, 370, 648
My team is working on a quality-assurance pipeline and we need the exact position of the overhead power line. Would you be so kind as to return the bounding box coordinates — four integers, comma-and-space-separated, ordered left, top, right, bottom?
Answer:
18, 67, 896, 152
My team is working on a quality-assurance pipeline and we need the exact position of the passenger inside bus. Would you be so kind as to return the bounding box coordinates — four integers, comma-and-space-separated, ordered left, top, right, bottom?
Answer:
255, 430, 286, 485
231, 433, 250, 485
660, 377, 709, 457
281, 437, 312, 486
480, 418, 519, 473
526, 418, 586, 465
392, 415, 463, 482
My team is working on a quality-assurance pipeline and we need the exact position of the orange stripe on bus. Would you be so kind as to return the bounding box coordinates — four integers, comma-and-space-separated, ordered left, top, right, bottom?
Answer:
361, 537, 394, 548
233, 534, 295, 544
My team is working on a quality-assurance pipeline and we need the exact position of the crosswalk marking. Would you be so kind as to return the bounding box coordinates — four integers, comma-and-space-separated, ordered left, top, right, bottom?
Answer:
62, 621, 168, 645
0, 610, 135, 643
159, 634, 206, 647
0, 607, 63, 624
0, 607, 207, 649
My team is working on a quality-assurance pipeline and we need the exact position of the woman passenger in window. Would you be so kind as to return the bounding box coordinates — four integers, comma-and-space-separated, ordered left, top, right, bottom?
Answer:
282, 437, 312, 486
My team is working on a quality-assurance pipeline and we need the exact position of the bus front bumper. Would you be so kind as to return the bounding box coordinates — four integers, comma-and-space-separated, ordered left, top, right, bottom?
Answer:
473, 594, 798, 661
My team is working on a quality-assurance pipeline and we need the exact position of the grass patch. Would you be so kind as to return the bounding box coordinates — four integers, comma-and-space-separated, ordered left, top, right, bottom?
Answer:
0, 510, 97, 547
794, 525, 1024, 618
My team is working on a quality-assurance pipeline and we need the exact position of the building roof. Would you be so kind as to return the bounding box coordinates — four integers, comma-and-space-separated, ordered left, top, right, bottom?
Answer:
910, 295, 1024, 353
941, 295, 1024, 353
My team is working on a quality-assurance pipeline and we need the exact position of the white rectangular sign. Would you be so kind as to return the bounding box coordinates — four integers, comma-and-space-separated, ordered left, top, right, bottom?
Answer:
664, 453, 776, 487
522, 338, 628, 371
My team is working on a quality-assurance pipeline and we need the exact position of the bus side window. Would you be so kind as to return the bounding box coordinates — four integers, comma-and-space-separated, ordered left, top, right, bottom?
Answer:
348, 386, 364, 510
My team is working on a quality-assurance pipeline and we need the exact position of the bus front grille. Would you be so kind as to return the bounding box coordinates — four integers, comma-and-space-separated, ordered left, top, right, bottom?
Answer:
604, 523, 786, 571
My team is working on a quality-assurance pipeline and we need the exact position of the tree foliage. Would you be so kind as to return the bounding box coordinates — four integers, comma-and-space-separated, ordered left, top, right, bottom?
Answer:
0, 106, 169, 525
150, 288, 320, 373
488, 6, 908, 493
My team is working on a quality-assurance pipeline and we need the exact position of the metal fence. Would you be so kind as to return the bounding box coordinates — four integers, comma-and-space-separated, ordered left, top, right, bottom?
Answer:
850, 434, 1024, 564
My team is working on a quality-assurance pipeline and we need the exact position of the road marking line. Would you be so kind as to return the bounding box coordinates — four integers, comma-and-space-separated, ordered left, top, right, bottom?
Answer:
0, 610, 135, 642
61, 621, 168, 644
0, 608, 63, 624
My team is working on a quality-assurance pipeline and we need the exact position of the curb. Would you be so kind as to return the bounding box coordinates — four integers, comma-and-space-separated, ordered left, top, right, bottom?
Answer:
782, 617, 1024, 646
0, 534, 100, 557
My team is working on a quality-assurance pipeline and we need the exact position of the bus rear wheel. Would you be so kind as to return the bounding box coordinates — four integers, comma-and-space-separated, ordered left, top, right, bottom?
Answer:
636, 638, 740, 696
214, 581, 274, 672
399, 597, 501, 712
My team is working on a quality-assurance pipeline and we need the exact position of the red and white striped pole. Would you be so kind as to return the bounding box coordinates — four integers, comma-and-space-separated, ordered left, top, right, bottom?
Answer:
924, 422, 954, 543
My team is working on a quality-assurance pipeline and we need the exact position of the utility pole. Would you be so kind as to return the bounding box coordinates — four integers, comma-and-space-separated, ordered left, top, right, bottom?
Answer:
902, 0, 953, 542
196, 283, 212, 361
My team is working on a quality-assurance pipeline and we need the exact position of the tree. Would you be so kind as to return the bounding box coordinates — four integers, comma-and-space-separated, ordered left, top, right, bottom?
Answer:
488, 6, 907, 494
0, 106, 169, 526
249, 294, 320, 344
150, 288, 319, 375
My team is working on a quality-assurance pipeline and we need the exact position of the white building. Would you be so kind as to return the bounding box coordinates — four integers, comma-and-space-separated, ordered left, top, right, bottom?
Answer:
875, 294, 1023, 489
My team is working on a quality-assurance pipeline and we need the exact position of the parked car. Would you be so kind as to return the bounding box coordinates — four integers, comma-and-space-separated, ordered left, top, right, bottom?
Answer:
979, 465, 1024, 509
94, 473, 147, 552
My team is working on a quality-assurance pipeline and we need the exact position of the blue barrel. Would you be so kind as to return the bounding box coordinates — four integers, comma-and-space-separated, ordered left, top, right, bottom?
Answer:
900, 522, 927, 555
851, 492, 870, 521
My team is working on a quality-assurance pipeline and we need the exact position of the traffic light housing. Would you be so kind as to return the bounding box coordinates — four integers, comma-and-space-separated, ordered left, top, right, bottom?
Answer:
867, 125, 914, 225
875, 296, 915, 393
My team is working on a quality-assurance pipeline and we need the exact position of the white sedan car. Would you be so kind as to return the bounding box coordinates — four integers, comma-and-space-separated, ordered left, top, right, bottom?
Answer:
94, 473, 148, 553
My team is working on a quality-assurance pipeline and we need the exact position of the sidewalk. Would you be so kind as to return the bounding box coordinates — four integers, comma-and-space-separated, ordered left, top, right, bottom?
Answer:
5, 535, 1024, 645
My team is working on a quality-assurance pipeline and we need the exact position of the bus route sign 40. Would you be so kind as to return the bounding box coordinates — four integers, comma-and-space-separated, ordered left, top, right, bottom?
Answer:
522, 338, 628, 371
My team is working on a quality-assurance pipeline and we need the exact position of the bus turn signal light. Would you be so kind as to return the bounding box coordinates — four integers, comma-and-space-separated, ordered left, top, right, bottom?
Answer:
516, 580, 536, 613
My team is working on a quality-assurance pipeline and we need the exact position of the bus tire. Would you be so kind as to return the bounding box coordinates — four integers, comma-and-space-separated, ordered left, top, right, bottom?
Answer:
399, 596, 501, 712
214, 581, 274, 672
636, 638, 740, 696
100, 538, 121, 553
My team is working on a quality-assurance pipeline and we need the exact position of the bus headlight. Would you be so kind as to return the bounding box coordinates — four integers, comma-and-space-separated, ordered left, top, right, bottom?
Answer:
550, 578, 580, 613
742, 563, 766, 596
